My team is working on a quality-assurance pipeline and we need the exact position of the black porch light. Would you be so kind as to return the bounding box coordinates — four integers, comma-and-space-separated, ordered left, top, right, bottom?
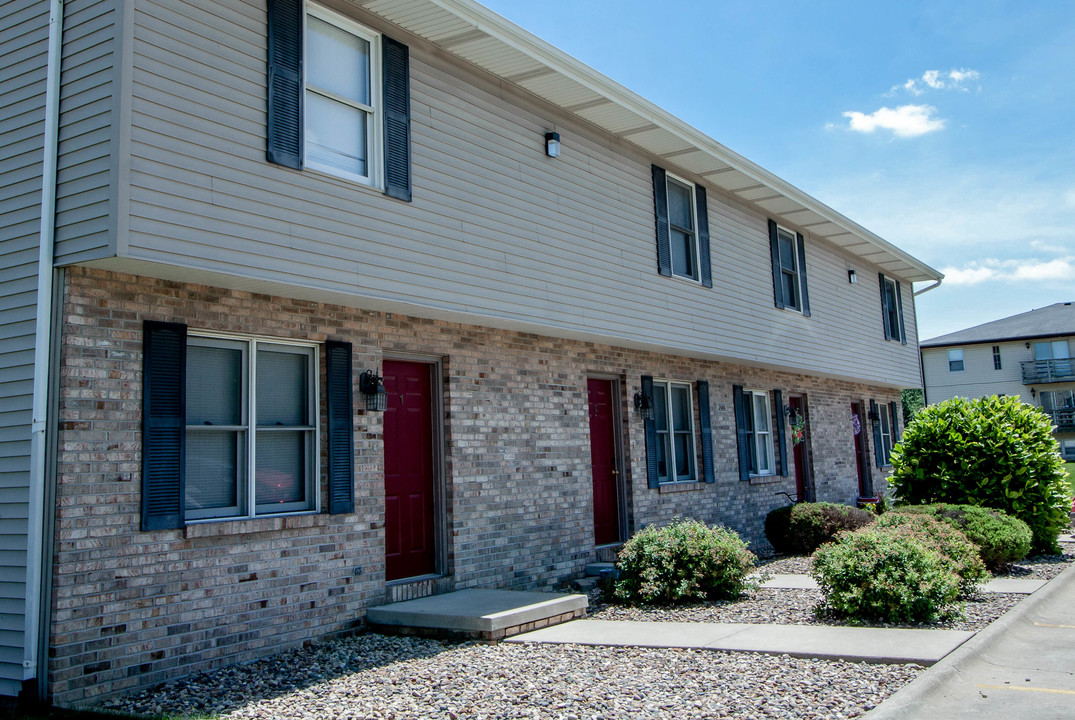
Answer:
633, 389, 654, 421
359, 369, 388, 412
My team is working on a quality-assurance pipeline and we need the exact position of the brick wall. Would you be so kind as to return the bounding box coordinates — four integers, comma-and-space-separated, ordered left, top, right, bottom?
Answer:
49, 267, 902, 703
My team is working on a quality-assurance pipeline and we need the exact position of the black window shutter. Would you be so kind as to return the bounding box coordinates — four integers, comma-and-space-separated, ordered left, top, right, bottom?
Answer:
878, 273, 892, 340
382, 35, 412, 202
325, 341, 355, 514
895, 280, 907, 344
697, 380, 715, 483
773, 390, 787, 476
796, 233, 811, 317
642, 376, 660, 488
652, 166, 672, 277
266, 0, 303, 170
696, 185, 712, 288
870, 399, 884, 468
142, 321, 187, 531
733, 384, 750, 482
768, 219, 785, 308
890, 400, 900, 439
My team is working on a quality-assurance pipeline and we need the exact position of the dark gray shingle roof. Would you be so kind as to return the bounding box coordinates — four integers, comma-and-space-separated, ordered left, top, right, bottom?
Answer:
921, 302, 1075, 347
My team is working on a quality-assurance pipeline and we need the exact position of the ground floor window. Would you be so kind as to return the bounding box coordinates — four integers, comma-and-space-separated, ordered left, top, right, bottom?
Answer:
878, 403, 894, 465
744, 390, 775, 476
185, 335, 318, 520
653, 380, 697, 483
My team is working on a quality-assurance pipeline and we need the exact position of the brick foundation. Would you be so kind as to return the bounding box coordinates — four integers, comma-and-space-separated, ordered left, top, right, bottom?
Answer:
49, 267, 900, 703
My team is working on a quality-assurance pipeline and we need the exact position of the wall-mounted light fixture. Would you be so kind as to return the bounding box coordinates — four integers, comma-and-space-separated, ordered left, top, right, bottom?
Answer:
847, 269, 857, 284
544, 131, 560, 158
1030, 387, 1036, 398
633, 390, 654, 421
359, 369, 388, 412
1025, 342, 1031, 349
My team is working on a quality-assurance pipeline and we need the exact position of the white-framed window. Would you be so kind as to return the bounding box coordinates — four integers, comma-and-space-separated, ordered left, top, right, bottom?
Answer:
743, 390, 775, 476
666, 174, 700, 281
992, 345, 1002, 370
948, 348, 964, 372
878, 404, 894, 465
653, 380, 697, 483
304, 3, 383, 186
774, 224, 802, 312
185, 335, 319, 521
882, 276, 901, 339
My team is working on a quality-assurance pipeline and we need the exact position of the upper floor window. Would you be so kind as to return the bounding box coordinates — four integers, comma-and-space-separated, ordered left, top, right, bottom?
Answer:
878, 273, 906, 343
992, 345, 1002, 370
266, 1, 412, 200
651, 165, 712, 287
653, 380, 697, 483
948, 348, 965, 372
305, 5, 382, 186
768, 220, 811, 315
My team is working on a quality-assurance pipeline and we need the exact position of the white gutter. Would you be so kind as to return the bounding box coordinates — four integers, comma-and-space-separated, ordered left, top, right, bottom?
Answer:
25, 0, 65, 684
913, 279, 943, 296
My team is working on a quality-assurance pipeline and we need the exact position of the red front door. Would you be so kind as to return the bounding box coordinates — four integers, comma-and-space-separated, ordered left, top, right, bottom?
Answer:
851, 401, 871, 497
383, 360, 436, 581
790, 396, 807, 501
587, 378, 620, 546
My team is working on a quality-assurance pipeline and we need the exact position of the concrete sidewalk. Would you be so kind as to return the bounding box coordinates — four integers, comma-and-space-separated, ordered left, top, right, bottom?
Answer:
865, 560, 1075, 719
507, 619, 974, 666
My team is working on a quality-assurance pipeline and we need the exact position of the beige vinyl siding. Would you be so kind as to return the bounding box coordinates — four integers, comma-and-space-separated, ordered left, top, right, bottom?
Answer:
116, 0, 921, 387
53, 0, 118, 264
0, 0, 49, 696
922, 341, 1036, 403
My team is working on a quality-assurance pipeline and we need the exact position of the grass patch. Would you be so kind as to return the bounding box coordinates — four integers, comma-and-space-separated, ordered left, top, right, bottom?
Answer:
1064, 462, 1074, 497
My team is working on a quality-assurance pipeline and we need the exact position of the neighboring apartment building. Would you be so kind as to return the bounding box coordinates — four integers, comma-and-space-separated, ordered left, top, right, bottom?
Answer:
921, 303, 1075, 460
1, 0, 941, 704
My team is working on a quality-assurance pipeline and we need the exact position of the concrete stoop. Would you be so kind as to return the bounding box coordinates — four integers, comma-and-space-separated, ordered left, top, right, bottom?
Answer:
366, 588, 588, 641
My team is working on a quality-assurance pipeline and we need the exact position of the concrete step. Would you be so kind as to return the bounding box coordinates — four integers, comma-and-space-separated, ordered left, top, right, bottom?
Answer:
572, 577, 600, 592
366, 588, 588, 641
585, 562, 616, 578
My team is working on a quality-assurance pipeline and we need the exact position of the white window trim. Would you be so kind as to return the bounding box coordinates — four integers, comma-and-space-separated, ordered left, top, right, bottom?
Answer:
878, 404, 894, 467
882, 277, 900, 339
665, 172, 701, 284
775, 224, 803, 314
304, 3, 384, 188
948, 348, 965, 373
746, 389, 776, 477
654, 379, 698, 484
185, 331, 321, 523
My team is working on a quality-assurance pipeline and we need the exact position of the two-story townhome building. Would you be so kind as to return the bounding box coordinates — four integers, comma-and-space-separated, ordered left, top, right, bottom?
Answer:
921, 302, 1075, 460
1, 0, 941, 704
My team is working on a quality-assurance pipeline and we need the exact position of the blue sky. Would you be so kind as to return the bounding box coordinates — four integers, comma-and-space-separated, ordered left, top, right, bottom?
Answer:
479, 0, 1075, 341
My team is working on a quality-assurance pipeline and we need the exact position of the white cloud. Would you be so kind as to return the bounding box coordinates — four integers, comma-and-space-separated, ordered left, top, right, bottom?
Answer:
938, 257, 1075, 286
842, 104, 946, 137
889, 68, 980, 96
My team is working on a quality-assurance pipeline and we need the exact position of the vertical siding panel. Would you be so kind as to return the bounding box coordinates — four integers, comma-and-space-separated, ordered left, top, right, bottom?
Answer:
0, 0, 49, 696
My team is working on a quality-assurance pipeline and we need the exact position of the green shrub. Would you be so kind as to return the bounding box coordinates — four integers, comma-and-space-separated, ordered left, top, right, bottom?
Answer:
812, 527, 962, 623
889, 395, 1072, 553
891, 504, 1032, 569
613, 519, 757, 605
876, 513, 988, 595
764, 504, 795, 554
785, 502, 875, 554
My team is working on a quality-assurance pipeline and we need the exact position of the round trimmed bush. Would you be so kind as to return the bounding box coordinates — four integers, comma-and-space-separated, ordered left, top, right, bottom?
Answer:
889, 395, 1072, 553
764, 504, 795, 554
785, 502, 875, 554
812, 528, 962, 623
613, 519, 757, 605
876, 513, 988, 596
891, 504, 1032, 569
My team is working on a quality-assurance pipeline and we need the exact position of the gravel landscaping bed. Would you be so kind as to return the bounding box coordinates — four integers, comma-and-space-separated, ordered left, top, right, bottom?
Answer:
102, 634, 921, 720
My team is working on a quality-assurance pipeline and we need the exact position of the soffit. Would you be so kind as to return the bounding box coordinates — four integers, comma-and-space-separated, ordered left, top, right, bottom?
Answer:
359, 0, 943, 283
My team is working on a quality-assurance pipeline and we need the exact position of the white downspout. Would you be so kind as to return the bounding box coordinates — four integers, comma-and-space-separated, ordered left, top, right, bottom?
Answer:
913, 278, 943, 296
25, 0, 65, 685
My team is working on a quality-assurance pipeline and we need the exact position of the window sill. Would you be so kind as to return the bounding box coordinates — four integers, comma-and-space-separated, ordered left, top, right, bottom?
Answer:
184, 511, 346, 539
748, 474, 784, 486
658, 481, 703, 494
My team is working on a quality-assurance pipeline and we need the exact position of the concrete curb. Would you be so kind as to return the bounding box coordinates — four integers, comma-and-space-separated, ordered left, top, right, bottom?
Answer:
863, 559, 1075, 719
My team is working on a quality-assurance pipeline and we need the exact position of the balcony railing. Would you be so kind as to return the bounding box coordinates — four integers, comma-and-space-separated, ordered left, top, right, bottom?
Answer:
1044, 408, 1075, 432
1022, 359, 1075, 384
